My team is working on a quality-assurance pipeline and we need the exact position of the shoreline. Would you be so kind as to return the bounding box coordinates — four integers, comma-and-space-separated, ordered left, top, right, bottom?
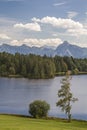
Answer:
0, 72, 87, 79
0, 113, 87, 122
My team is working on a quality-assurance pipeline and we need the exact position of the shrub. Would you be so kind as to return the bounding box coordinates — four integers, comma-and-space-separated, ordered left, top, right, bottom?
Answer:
29, 100, 50, 118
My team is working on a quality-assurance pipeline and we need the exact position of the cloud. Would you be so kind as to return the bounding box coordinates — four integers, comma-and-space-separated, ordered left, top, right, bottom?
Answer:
14, 22, 41, 32
11, 40, 20, 46
11, 38, 62, 47
53, 2, 66, 6
32, 16, 87, 36
67, 28, 87, 36
0, 16, 87, 48
67, 11, 78, 19
32, 16, 83, 29
0, 33, 11, 40
23, 38, 62, 47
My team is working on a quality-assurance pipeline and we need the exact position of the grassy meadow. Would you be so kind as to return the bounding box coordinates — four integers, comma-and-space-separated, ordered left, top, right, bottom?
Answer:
0, 114, 87, 130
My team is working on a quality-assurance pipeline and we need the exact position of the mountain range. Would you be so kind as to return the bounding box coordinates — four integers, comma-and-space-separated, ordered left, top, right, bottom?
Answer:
0, 41, 87, 58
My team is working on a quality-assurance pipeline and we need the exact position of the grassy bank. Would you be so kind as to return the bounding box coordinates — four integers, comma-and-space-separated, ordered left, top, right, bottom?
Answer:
0, 115, 87, 130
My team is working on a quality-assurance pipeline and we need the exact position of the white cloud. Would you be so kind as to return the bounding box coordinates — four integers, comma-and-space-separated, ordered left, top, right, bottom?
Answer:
67, 11, 78, 19
32, 16, 83, 29
32, 16, 87, 37
0, 33, 11, 40
11, 38, 62, 47
11, 40, 21, 46
67, 28, 87, 36
0, 16, 87, 48
14, 22, 41, 32
53, 2, 66, 6
23, 38, 62, 47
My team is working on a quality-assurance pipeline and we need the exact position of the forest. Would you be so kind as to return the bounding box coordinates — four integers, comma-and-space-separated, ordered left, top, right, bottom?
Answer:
0, 52, 87, 78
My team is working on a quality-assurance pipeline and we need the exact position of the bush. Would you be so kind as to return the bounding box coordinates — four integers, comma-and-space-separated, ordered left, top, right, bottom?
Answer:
29, 100, 50, 118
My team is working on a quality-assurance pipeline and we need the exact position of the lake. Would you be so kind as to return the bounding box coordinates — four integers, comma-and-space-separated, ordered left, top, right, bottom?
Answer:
0, 75, 87, 120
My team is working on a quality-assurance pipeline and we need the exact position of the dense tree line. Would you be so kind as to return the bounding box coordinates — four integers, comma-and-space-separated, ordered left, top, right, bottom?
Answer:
54, 56, 87, 75
0, 52, 87, 78
0, 52, 55, 78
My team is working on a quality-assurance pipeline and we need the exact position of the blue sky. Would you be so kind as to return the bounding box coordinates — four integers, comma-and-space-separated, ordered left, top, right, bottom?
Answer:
0, 0, 87, 47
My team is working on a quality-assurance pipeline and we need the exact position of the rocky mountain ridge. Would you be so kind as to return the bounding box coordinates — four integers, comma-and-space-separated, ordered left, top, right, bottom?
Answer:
0, 41, 87, 58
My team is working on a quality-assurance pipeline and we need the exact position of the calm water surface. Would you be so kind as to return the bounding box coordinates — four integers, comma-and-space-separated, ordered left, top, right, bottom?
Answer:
0, 75, 87, 120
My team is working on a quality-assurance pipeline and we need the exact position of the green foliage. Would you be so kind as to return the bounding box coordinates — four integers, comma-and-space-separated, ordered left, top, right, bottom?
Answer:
29, 100, 50, 118
0, 52, 87, 78
9, 66, 15, 75
0, 52, 56, 78
72, 68, 79, 75
56, 72, 78, 122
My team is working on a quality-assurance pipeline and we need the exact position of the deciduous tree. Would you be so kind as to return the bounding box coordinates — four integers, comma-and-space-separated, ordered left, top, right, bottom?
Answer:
56, 72, 78, 122
29, 100, 50, 118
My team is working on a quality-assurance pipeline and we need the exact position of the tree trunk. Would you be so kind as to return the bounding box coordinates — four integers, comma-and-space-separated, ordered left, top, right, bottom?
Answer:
68, 113, 71, 122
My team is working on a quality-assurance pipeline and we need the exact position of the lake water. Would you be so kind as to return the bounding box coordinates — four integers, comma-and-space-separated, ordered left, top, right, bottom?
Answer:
0, 75, 87, 120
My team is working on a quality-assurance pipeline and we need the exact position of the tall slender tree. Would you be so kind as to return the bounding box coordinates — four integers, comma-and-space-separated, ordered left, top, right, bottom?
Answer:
56, 72, 78, 122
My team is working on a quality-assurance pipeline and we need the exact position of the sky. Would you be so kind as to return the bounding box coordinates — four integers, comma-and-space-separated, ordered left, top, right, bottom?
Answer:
0, 0, 87, 47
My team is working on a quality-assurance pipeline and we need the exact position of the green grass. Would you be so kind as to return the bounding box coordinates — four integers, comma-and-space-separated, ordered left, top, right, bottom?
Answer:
0, 115, 87, 130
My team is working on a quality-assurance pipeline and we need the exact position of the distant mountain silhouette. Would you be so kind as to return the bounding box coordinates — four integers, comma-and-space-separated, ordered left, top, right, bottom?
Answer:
0, 41, 87, 58
55, 41, 87, 58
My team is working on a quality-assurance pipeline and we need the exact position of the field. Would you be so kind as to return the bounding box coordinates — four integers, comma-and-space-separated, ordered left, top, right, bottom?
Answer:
0, 115, 87, 130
